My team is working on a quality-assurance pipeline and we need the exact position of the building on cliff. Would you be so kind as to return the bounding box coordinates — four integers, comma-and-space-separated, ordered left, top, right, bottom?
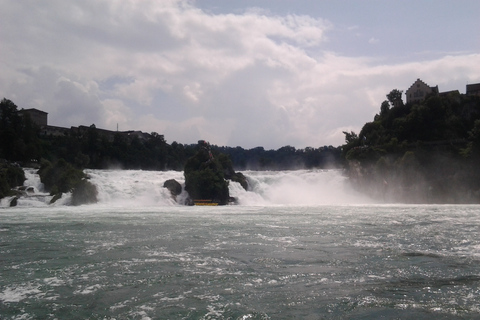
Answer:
405, 79, 480, 104
405, 79, 439, 104
15, 107, 154, 142
466, 83, 480, 97
18, 108, 48, 127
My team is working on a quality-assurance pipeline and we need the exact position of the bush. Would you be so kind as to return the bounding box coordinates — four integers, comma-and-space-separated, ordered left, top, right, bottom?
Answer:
0, 161, 25, 199
38, 159, 84, 194
38, 158, 98, 205
184, 143, 230, 205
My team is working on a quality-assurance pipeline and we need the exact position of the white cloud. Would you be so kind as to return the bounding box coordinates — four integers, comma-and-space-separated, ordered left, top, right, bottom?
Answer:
1, 0, 479, 149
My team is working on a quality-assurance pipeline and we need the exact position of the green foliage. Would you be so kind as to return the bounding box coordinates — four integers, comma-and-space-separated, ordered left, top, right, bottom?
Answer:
213, 144, 342, 170
380, 100, 390, 118
184, 145, 230, 204
0, 98, 42, 162
343, 90, 480, 203
1, 97, 345, 171
38, 159, 97, 205
185, 168, 229, 203
0, 161, 25, 198
386, 89, 404, 107
38, 159, 82, 194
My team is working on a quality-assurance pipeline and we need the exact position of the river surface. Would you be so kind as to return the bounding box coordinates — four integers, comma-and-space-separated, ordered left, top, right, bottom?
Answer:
1, 170, 479, 319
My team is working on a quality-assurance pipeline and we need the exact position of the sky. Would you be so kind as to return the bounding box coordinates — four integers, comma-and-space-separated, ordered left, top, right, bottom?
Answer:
1, 0, 479, 149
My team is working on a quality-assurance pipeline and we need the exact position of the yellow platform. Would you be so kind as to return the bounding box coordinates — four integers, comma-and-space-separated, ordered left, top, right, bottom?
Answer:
193, 200, 219, 206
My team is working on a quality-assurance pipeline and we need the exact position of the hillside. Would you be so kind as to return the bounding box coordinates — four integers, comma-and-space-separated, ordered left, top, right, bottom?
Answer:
342, 90, 480, 203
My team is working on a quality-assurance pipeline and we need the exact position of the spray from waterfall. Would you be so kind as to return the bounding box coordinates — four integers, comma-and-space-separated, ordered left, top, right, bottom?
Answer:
5, 168, 373, 208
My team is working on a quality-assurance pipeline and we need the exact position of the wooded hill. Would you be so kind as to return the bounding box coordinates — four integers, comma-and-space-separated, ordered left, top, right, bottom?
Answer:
342, 90, 480, 203
0, 98, 342, 171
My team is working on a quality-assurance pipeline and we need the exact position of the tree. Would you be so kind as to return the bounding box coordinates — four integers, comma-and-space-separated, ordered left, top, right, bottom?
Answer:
343, 131, 358, 144
380, 100, 390, 117
184, 143, 230, 204
386, 89, 404, 107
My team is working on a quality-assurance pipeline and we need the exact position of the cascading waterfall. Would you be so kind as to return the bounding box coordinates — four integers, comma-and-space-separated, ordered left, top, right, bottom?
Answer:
1, 168, 55, 207
4, 168, 371, 208
230, 170, 370, 205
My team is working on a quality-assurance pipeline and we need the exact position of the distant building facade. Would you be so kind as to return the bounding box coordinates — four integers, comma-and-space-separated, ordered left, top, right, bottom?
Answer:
405, 79, 439, 104
18, 108, 48, 127
405, 79, 480, 104
42, 125, 70, 137
466, 83, 480, 97
13, 106, 154, 142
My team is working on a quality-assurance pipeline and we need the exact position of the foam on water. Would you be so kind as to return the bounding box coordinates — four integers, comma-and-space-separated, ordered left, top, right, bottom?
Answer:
4, 168, 371, 208
231, 169, 370, 205
1, 204, 480, 318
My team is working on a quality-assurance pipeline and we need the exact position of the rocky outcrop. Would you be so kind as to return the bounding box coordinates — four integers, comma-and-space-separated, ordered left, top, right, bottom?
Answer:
163, 179, 182, 198
71, 179, 98, 206
184, 141, 230, 205
223, 167, 248, 191
9, 196, 19, 207
38, 159, 98, 206
183, 141, 248, 205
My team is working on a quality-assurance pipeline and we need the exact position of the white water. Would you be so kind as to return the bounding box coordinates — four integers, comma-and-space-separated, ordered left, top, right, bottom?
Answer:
232, 170, 370, 205
3, 169, 371, 208
0, 168, 59, 207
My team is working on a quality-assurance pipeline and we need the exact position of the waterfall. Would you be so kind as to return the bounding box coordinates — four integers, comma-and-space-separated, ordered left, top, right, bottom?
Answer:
86, 169, 370, 207
230, 170, 370, 205
23, 168, 45, 193
0, 168, 54, 207
3, 168, 370, 208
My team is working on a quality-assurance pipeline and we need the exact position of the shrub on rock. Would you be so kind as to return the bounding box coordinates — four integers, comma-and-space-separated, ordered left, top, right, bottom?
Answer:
183, 141, 248, 205
0, 161, 25, 199
184, 141, 230, 205
38, 158, 98, 205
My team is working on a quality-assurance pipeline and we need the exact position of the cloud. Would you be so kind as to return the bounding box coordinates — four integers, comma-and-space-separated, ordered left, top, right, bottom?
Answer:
1, 0, 479, 149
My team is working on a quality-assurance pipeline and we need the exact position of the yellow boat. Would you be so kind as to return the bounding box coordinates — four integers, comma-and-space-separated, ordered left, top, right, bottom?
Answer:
193, 200, 219, 206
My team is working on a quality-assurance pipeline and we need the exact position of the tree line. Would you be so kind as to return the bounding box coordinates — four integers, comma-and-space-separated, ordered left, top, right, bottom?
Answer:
0, 98, 342, 172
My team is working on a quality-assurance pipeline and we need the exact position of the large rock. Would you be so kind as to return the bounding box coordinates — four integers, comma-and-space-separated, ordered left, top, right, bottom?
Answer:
38, 159, 98, 206
183, 141, 249, 205
216, 152, 248, 191
9, 196, 18, 207
163, 179, 182, 197
71, 179, 98, 206
184, 141, 230, 205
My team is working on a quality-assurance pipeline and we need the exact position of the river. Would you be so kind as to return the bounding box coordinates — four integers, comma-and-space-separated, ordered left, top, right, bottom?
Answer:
1, 169, 479, 319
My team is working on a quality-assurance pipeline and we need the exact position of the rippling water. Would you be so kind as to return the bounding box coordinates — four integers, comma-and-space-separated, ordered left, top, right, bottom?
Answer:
2, 205, 480, 319
1, 170, 480, 319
